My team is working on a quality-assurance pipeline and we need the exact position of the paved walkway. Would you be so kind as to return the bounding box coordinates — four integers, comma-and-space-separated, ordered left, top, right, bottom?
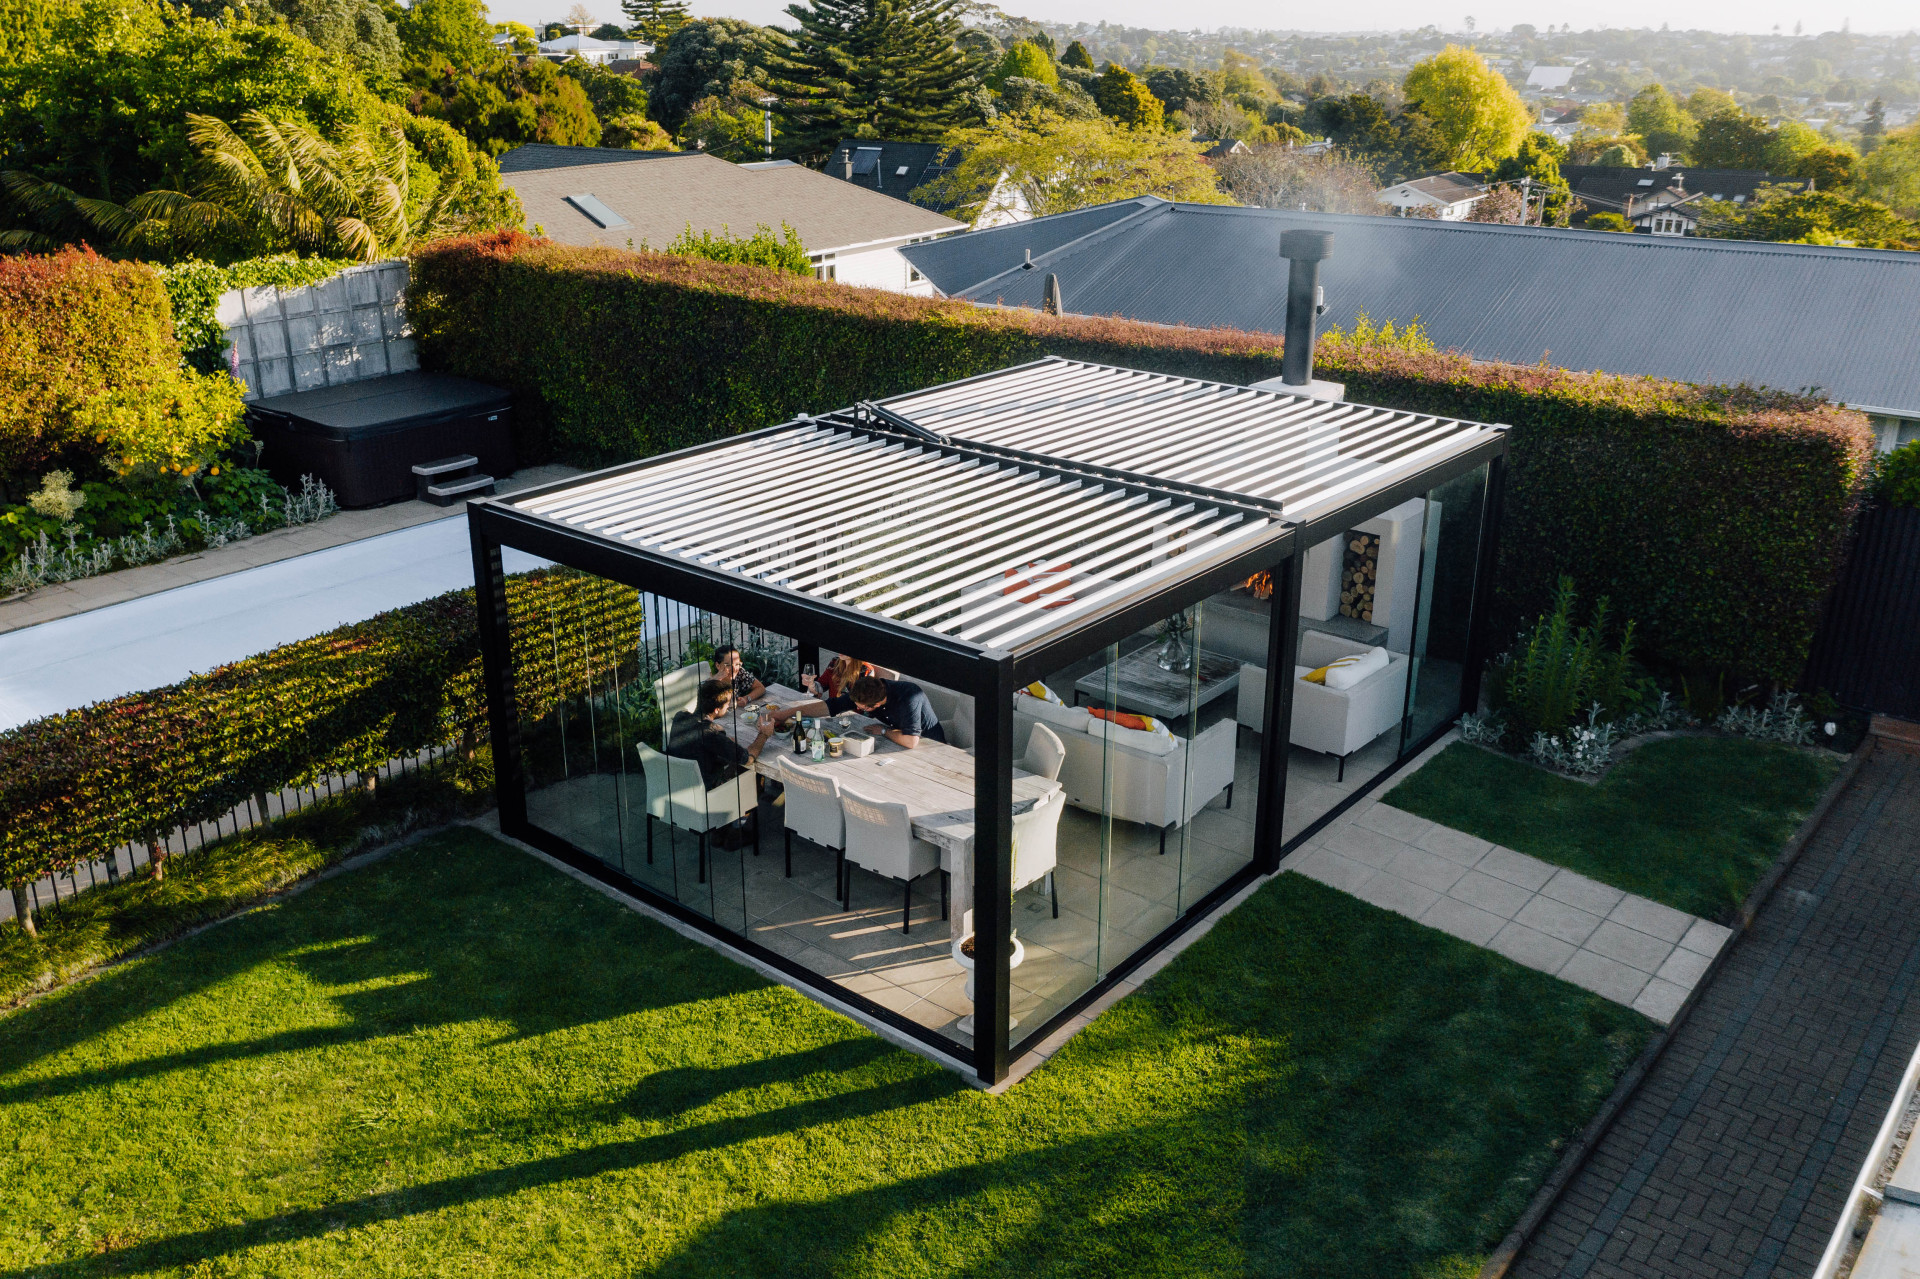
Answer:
1509, 744, 1920, 1279
0, 467, 576, 730
1286, 746, 1733, 1024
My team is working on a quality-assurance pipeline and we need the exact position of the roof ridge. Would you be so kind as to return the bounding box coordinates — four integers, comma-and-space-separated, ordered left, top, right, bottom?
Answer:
956, 199, 1170, 300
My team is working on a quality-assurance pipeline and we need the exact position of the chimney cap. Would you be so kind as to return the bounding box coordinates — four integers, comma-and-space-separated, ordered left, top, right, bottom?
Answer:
1280, 229, 1334, 262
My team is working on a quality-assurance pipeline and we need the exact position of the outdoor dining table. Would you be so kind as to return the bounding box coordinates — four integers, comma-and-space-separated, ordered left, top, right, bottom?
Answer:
720, 683, 1061, 937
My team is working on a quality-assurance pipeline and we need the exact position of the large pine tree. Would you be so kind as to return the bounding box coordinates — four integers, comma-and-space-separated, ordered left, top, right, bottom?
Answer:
766, 0, 978, 161
621, 0, 689, 45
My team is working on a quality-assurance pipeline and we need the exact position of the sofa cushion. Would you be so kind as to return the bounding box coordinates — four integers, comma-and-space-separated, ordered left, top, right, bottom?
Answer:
1017, 693, 1093, 734
1087, 716, 1177, 755
1324, 646, 1391, 690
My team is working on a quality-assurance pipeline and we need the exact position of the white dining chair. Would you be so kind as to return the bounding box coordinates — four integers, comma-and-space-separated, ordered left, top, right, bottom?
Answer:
770, 758, 844, 880
653, 661, 712, 721
634, 741, 673, 865
1016, 722, 1066, 782
1011, 788, 1065, 918
839, 786, 944, 934
638, 741, 748, 884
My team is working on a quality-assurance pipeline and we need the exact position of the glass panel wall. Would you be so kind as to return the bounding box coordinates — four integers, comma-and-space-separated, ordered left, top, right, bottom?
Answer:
1007, 586, 1264, 1050
503, 568, 977, 1053
1279, 467, 1496, 845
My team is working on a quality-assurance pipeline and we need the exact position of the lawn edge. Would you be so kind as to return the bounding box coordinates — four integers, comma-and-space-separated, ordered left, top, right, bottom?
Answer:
1474, 733, 1877, 1279
0, 823, 451, 1020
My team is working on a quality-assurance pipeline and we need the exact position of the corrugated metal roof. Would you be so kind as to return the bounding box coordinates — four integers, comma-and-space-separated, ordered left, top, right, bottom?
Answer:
508, 414, 1282, 653
882, 358, 1502, 527
901, 199, 1920, 419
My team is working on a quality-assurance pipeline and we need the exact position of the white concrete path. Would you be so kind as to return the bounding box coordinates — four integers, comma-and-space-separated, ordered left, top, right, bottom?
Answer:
1284, 755, 1733, 1024
0, 514, 547, 731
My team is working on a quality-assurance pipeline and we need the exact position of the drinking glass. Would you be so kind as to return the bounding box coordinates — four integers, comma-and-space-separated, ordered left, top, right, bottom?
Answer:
801, 662, 817, 694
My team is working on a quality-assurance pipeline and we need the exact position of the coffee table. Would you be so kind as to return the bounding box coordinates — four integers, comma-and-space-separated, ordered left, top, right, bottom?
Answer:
1072, 646, 1241, 721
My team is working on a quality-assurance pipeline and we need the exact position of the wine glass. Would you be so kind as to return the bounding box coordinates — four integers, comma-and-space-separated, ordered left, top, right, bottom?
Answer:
800, 662, 817, 695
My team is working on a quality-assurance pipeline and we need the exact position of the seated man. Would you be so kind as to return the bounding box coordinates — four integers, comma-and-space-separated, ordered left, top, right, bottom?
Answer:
776, 673, 946, 749
667, 678, 777, 795
712, 644, 765, 701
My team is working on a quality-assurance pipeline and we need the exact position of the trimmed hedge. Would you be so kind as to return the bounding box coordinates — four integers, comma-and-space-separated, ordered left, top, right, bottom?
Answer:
0, 247, 181, 488
409, 231, 1873, 684
0, 568, 641, 896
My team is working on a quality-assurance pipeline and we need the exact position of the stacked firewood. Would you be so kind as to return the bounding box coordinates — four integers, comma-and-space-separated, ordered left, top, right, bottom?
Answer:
1339, 532, 1378, 622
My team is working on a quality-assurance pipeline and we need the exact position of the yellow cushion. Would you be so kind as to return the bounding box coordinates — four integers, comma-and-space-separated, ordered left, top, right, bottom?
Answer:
1022, 681, 1064, 705
1300, 655, 1361, 685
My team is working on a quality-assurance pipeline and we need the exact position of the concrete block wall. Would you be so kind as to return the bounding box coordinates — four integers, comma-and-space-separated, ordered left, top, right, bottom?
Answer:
218, 261, 416, 401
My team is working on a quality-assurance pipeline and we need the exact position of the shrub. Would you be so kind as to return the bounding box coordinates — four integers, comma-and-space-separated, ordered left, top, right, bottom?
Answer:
0, 568, 641, 900
73, 363, 250, 481
1876, 438, 1920, 509
406, 232, 1874, 684
0, 248, 181, 488
1489, 578, 1638, 739
663, 222, 811, 275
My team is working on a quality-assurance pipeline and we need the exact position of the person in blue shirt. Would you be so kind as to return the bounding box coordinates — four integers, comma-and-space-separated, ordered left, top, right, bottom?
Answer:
774, 674, 946, 748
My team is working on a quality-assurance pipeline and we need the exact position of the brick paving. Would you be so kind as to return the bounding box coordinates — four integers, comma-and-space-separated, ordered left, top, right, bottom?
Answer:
1510, 746, 1920, 1279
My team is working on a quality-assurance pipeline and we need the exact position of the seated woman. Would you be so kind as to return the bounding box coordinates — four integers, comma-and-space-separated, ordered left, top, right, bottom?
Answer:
774, 674, 946, 749
711, 644, 765, 701
811, 653, 875, 700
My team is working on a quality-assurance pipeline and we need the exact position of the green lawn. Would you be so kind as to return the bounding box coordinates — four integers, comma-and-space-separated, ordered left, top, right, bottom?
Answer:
0, 826, 1651, 1278
1385, 737, 1840, 921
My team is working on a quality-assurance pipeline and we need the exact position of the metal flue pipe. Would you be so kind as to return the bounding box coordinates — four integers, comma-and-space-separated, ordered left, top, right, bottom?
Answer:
1279, 229, 1334, 387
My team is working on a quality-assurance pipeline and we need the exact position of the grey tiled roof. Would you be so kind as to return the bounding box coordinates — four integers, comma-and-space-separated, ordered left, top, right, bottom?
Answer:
497, 143, 688, 173
902, 198, 1920, 419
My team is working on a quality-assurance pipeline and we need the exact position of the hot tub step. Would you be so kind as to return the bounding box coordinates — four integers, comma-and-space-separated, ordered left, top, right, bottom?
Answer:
424, 473, 495, 505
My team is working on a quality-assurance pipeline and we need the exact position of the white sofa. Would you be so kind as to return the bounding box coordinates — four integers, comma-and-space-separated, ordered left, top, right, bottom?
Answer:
1013, 695, 1237, 851
1236, 631, 1409, 780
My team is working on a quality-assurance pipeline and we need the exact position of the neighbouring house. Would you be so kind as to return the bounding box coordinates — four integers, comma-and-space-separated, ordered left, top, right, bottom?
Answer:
822, 139, 1031, 230
1562, 165, 1800, 236
500, 144, 965, 293
1198, 139, 1251, 159
1534, 108, 1582, 145
899, 196, 1920, 450
1526, 65, 1577, 92
534, 33, 650, 64
1376, 172, 1490, 220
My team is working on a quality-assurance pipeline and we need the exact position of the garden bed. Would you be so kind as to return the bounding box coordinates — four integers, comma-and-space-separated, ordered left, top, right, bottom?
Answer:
1383, 736, 1841, 921
0, 826, 1652, 1278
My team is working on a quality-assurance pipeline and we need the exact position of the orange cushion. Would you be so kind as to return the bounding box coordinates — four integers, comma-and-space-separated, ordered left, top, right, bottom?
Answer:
1003, 562, 1075, 608
1088, 707, 1155, 732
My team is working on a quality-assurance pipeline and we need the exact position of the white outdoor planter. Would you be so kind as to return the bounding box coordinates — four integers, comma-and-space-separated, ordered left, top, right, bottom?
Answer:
953, 930, 1025, 1035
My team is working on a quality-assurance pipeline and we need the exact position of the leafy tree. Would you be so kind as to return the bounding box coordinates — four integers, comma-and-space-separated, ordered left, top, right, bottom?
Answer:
1214, 146, 1378, 211
622, 0, 689, 45
1142, 66, 1215, 115
1093, 63, 1164, 131
676, 86, 769, 158
0, 13, 367, 204
1402, 44, 1530, 170
646, 18, 779, 136
1591, 142, 1641, 167
1682, 86, 1738, 121
491, 20, 538, 53
1792, 147, 1859, 190
1626, 83, 1695, 159
590, 23, 624, 39
1060, 38, 1092, 70
1689, 109, 1773, 168
1585, 211, 1633, 231
665, 221, 809, 273
559, 56, 650, 121
1861, 124, 1920, 216
988, 40, 1055, 91
1180, 99, 1258, 141
1699, 186, 1920, 249
602, 113, 671, 148
399, 0, 496, 70
995, 76, 1099, 121
254, 0, 404, 88
1492, 132, 1573, 223
1861, 98, 1887, 153
1217, 50, 1272, 108
409, 55, 601, 155
1465, 184, 1528, 223
919, 110, 1228, 220
1310, 92, 1397, 155
767, 0, 979, 161
1577, 101, 1626, 134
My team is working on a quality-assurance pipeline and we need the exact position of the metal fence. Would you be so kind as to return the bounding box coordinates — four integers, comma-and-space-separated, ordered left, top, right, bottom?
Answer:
1803, 502, 1920, 721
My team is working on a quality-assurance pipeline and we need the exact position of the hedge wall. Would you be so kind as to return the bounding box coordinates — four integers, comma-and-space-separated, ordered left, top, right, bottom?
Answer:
0, 247, 182, 489
407, 231, 1874, 685
0, 567, 641, 895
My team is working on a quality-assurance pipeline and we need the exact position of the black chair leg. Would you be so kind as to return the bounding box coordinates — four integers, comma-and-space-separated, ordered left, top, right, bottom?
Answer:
1050, 869, 1058, 918
698, 831, 707, 884
1159, 825, 1167, 855
1224, 782, 1234, 809
645, 814, 654, 865
785, 827, 793, 877
1337, 753, 1346, 783
941, 870, 949, 920
841, 859, 851, 910
902, 875, 913, 935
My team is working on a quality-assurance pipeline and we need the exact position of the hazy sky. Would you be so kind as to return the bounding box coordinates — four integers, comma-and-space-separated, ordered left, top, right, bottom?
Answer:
489, 0, 1915, 36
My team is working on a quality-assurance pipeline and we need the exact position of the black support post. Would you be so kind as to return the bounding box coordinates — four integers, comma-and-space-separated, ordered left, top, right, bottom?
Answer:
1459, 443, 1510, 717
1253, 550, 1304, 874
971, 649, 1017, 1085
470, 508, 527, 834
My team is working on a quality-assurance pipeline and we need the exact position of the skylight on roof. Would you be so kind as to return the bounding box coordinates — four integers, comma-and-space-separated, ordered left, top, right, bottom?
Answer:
851, 148, 881, 176
564, 193, 629, 228
896, 165, 911, 176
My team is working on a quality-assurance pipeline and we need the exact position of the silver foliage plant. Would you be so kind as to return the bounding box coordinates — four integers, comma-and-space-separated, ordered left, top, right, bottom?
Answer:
1716, 692, 1817, 746
1526, 705, 1620, 776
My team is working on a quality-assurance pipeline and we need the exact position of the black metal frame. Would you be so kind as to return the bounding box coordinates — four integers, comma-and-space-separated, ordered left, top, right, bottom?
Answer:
466, 410, 1508, 1086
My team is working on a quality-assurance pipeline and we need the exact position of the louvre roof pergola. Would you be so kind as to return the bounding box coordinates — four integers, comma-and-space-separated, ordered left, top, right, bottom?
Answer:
505, 413, 1289, 658
879, 358, 1504, 532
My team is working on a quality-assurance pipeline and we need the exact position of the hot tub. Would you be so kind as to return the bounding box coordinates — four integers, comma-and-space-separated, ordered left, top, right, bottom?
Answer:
247, 372, 515, 508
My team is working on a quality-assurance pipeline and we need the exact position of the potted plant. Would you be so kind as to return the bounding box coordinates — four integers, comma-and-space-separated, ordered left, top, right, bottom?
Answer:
952, 928, 1026, 1035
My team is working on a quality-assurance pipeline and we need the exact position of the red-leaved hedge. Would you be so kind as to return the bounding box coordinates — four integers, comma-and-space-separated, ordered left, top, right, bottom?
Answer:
407, 230, 1875, 685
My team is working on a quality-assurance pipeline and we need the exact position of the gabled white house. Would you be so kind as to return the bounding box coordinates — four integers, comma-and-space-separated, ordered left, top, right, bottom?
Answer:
1376, 172, 1490, 221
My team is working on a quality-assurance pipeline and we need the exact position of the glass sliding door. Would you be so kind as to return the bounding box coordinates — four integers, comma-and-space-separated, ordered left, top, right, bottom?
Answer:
1400, 463, 1491, 751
